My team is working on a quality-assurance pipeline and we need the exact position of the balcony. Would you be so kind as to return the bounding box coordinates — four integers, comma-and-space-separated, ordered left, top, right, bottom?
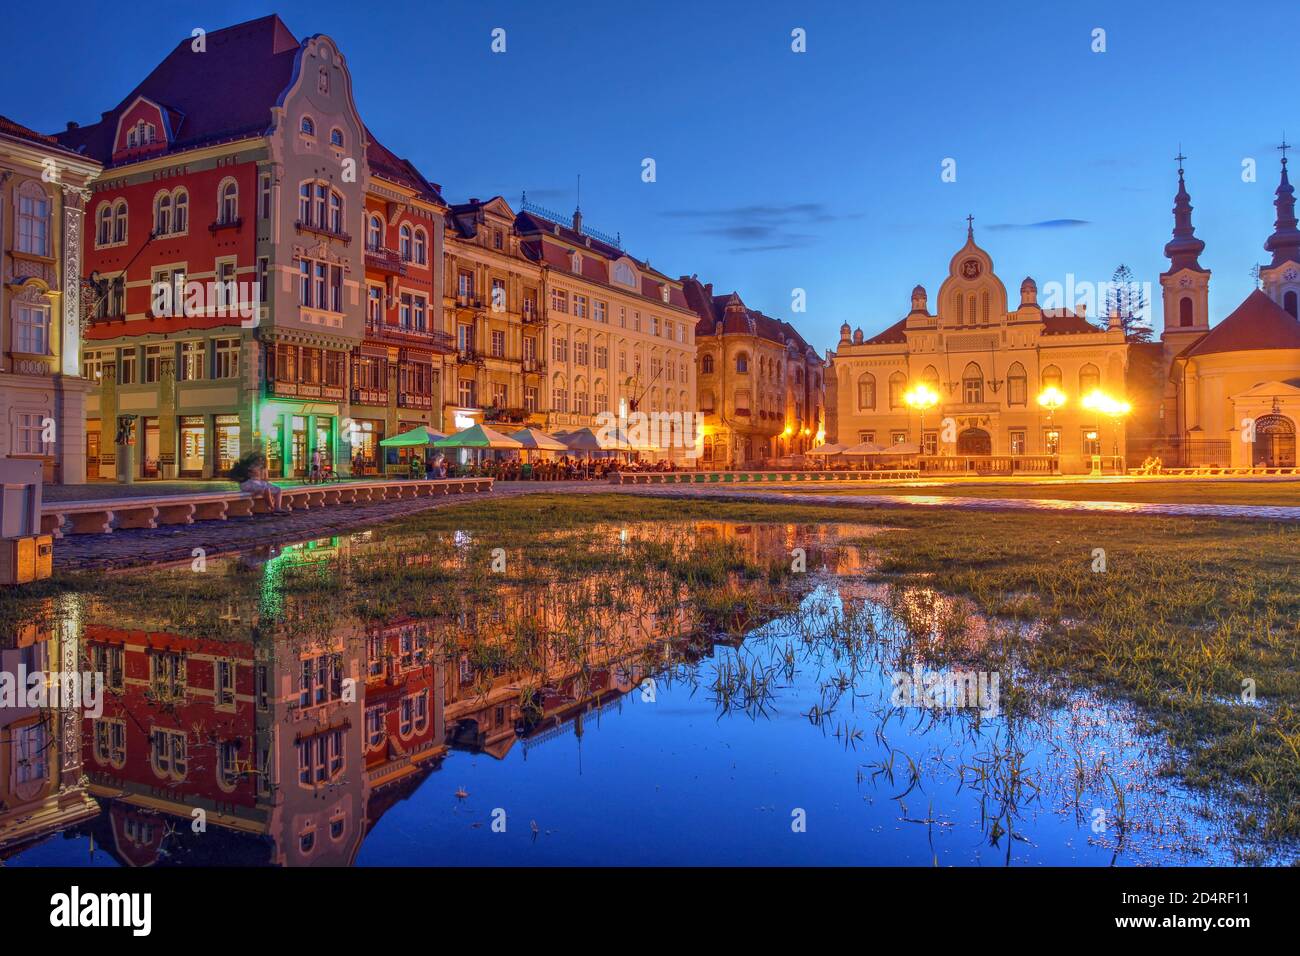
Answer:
270, 378, 346, 402
456, 349, 486, 367
364, 321, 455, 353
365, 246, 406, 276
522, 308, 544, 326
397, 393, 434, 410
295, 219, 352, 244
455, 293, 485, 311
209, 216, 243, 234
522, 358, 545, 375
351, 386, 389, 406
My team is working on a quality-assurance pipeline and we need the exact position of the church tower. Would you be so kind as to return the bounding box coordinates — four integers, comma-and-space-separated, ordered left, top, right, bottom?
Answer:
1160, 154, 1211, 346
1260, 142, 1300, 318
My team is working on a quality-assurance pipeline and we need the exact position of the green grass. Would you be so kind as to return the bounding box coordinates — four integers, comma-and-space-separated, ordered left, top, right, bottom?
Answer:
743, 478, 1300, 507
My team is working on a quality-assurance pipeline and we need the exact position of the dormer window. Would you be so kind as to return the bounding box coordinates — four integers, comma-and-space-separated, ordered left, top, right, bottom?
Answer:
300, 116, 315, 136
126, 120, 157, 149
571, 251, 582, 273
660, 284, 670, 304
613, 261, 637, 288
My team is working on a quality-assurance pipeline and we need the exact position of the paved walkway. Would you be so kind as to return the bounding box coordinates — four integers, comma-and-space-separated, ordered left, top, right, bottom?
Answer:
47, 480, 1298, 573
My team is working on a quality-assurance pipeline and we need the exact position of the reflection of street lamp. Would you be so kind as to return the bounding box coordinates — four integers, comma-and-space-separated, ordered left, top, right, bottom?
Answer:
1037, 387, 1066, 465
904, 383, 939, 453
1082, 390, 1132, 461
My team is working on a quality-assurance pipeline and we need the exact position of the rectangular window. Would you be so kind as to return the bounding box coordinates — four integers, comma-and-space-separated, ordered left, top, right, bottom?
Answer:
524, 385, 538, 412
118, 347, 136, 384
1009, 429, 1027, 455
458, 378, 476, 407
399, 292, 412, 329
413, 294, 426, 331
575, 341, 589, 366
13, 304, 50, 354
491, 277, 507, 312
257, 256, 269, 304
492, 382, 508, 407
215, 338, 240, 379
552, 337, 568, 363
259, 172, 272, 219
551, 288, 568, 313
594, 300, 607, 323
215, 660, 235, 707
179, 340, 206, 381
491, 330, 505, 357
573, 294, 588, 319
368, 286, 383, 325
594, 345, 607, 369
144, 345, 163, 384
15, 413, 49, 454
458, 271, 474, 299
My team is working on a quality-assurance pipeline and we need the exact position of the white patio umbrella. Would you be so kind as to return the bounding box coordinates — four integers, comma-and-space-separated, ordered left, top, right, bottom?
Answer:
508, 426, 569, 453
806, 443, 848, 456
841, 441, 885, 456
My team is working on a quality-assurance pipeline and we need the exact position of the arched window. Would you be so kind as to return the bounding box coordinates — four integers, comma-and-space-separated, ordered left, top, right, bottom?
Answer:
172, 189, 187, 232
1007, 362, 1028, 406
1079, 363, 1100, 395
735, 351, 749, 374
96, 203, 113, 245
330, 128, 343, 148
1179, 296, 1194, 327
413, 227, 427, 265
921, 365, 940, 391
700, 353, 714, 374
857, 373, 876, 410
399, 224, 412, 260
154, 191, 172, 235
367, 214, 382, 251
300, 116, 315, 136
962, 362, 983, 404
218, 179, 238, 224
1284, 290, 1298, 319
113, 201, 128, 244
1041, 364, 1062, 390
16, 183, 52, 256
888, 371, 907, 409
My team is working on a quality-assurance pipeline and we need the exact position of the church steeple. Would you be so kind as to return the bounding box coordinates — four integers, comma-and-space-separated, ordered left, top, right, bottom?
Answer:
1163, 150, 1206, 273
1264, 140, 1300, 267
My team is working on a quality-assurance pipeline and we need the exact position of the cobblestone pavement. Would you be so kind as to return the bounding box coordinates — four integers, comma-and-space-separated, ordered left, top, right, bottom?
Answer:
49, 480, 1297, 573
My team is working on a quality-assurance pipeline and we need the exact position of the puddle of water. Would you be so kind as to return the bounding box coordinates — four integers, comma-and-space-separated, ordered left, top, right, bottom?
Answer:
0, 520, 1287, 866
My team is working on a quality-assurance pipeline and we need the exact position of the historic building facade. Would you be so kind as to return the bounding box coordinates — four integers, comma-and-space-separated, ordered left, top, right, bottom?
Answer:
828, 225, 1131, 473
0, 117, 100, 483
683, 279, 824, 468
514, 204, 698, 453
58, 15, 449, 481
442, 197, 542, 435
1143, 153, 1300, 468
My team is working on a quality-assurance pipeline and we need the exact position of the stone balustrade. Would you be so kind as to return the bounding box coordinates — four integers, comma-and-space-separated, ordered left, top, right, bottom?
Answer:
607, 469, 921, 486
40, 477, 494, 538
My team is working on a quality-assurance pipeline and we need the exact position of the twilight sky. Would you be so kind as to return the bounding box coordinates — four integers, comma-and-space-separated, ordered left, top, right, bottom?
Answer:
5, 0, 1295, 352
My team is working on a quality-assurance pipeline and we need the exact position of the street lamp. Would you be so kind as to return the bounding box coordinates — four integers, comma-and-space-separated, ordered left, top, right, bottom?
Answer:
1037, 386, 1066, 469
1082, 390, 1132, 466
904, 383, 940, 453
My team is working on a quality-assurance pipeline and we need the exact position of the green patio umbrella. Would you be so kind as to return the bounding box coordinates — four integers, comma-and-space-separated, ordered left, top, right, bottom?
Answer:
433, 423, 525, 450
378, 425, 445, 447
508, 426, 569, 452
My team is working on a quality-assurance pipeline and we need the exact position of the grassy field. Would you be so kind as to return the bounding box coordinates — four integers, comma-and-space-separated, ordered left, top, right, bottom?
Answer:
4, 491, 1298, 846
742, 478, 1300, 507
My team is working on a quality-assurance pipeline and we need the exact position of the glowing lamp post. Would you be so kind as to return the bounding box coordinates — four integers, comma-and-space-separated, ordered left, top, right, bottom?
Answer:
1082, 390, 1132, 469
904, 384, 940, 454
1037, 387, 1066, 471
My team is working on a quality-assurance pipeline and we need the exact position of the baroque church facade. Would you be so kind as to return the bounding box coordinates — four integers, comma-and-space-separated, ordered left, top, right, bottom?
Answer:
827, 152, 1300, 473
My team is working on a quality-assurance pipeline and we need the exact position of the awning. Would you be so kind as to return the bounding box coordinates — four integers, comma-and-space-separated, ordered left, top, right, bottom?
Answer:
378, 425, 445, 448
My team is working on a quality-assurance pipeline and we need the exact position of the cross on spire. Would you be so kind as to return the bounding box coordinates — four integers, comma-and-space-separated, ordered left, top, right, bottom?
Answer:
966, 213, 975, 237
1279, 135, 1291, 167
1175, 145, 1186, 174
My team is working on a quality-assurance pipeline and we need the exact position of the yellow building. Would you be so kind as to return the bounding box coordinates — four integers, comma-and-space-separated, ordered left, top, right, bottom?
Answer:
514, 202, 698, 455
1149, 155, 1300, 468
683, 279, 825, 468
0, 116, 101, 483
442, 197, 543, 432
827, 224, 1131, 474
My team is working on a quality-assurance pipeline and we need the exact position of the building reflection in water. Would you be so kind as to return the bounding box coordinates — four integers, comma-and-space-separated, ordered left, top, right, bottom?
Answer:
2, 522, 844, 866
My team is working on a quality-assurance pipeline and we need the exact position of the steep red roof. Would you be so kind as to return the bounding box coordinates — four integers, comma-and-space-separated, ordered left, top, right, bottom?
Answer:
681, 278, 817, 354
54, 15, 300, 165
1041, 310, 1096, 334
0, 114, 89, 160
863, 317, 908, 345
1185, 289, 1300, 357
366, 131, 443, 204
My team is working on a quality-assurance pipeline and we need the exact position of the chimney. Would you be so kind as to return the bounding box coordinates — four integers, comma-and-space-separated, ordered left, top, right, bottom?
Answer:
1108, 309, 1122, 332
1077, 302, 1087, 320
66, 121, 79, 131
572, 207, 583, 234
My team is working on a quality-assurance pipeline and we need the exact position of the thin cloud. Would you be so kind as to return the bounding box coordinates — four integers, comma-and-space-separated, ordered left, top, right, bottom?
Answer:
986, 218, 1091, 231
661, 202, 860, 253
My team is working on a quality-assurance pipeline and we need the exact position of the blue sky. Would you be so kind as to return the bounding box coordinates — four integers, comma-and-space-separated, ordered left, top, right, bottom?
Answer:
5, 0, 1295, 352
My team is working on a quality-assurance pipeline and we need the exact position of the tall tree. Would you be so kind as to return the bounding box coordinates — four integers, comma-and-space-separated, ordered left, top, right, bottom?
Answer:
1103, 264, 1152, 342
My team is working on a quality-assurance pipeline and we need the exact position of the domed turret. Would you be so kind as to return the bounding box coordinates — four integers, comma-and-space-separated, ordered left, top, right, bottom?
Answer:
1020, 276, 1038, 307
910, 284, 927, 313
